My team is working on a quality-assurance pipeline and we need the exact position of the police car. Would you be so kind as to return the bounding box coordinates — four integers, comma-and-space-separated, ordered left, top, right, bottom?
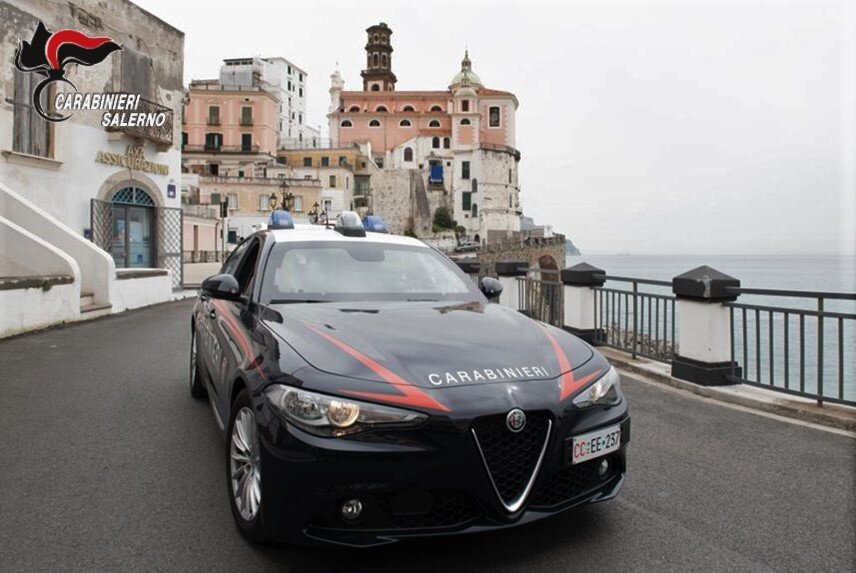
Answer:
189, 211, 630, 546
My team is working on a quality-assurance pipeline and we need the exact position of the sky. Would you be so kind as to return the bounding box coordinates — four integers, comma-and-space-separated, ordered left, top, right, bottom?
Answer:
135, 0, 856, 255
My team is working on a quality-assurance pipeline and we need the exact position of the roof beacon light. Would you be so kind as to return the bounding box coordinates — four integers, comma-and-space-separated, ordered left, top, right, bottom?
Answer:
268, 210, 295, 230
362, 215, 388, 234
335, 211, 366, 237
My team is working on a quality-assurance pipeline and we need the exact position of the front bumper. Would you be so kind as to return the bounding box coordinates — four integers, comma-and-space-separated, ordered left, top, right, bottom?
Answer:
256, 400, 630, 547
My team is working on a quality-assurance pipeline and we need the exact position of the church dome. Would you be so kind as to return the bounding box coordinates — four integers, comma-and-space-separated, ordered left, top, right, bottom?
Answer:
450, 50, 482, 87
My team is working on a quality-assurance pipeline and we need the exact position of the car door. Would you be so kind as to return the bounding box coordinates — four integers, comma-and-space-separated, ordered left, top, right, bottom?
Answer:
198, 239, 252, 396
208, 238, 262, 419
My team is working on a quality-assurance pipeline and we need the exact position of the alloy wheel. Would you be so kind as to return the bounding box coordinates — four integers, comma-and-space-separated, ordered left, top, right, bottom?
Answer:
229, 407, 261, 521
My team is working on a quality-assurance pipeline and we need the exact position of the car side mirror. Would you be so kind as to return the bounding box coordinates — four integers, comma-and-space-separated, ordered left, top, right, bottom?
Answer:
479, 277, 503, 302
201, 273, 241, 301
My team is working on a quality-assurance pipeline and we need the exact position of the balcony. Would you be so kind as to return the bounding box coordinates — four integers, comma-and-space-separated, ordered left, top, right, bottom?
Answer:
207, 117, 221, 126
240, 117, 254, 126
183, 144, 261, 154
105, 97, 174, 147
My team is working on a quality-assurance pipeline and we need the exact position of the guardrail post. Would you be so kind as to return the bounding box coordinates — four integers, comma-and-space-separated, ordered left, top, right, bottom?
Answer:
560, 262, 605, 344
671, 266, 742, 385
495, 259, 528, 311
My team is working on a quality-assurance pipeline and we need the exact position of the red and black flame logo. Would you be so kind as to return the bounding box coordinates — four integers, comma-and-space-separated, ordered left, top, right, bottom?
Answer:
14, 21, 122, 122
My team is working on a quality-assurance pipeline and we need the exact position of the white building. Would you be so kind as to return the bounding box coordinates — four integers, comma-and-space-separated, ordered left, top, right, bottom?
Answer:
219, 56, 320, 148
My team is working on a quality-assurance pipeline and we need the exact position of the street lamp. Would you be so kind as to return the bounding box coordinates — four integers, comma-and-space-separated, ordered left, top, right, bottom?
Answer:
269, 184, 294, 212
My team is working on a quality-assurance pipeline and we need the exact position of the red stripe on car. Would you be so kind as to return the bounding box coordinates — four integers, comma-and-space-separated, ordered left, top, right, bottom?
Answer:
539, 324, 602, 400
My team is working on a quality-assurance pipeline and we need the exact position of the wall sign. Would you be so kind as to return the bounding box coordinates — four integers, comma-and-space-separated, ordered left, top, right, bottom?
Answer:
96, 145, 169, 175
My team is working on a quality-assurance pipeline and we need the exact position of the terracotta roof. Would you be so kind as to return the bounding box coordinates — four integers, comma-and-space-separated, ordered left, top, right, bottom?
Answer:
477, 87, 515, 97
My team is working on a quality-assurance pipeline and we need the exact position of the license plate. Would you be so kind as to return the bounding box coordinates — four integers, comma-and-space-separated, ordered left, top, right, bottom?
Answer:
569, 424, 621, 465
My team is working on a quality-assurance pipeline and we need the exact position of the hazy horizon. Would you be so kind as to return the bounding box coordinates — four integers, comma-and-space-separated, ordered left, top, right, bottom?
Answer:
135, 0, 856, 257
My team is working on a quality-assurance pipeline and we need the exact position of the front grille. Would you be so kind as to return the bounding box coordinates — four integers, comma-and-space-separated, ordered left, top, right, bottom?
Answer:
471, 411, 551, 505
375, 490, 480, 529
529, 454, 619, 508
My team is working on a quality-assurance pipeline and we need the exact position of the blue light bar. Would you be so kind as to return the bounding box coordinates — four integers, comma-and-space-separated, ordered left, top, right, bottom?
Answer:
268, 210, 295, 229
335, 211, 366, 237
362, 215, 388, 234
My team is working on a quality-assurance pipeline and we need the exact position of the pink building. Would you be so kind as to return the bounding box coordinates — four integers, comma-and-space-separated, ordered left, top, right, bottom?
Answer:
328, 23, 521, 242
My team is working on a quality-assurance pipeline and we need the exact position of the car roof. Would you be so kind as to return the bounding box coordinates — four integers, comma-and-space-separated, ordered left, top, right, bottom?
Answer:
263, 225, 428, 248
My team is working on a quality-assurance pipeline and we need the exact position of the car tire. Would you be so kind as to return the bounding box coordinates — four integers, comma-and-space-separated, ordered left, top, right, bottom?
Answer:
189, 329, 207, 399
226, 389, 268, 543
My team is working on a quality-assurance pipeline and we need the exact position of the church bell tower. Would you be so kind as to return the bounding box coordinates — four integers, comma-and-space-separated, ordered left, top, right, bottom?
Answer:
361, 22, 397, 91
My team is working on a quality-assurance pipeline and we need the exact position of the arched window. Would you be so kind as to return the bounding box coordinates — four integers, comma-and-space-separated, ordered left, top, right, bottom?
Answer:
371, 84, 380, 92
428, 119, 441, 128
372, 34, 379, 42
472, 178, 478, 193
404, 147, 413, 161
429, 105, 443, 112
375, 105, 388, 112
471, 203, 478, 217
372, 53, 379, 67
398, 119, 412, 127
368, 119, 381, 127
432, 137, 440, 148
460, 118, 471, 126
348, 105, 360, 112
340, 119, 353, 127
382, 54, 388, 67
443, 137, 450, 149
382, 35, 388, 43
112, 187, 155, 206
402, 105, 415, 112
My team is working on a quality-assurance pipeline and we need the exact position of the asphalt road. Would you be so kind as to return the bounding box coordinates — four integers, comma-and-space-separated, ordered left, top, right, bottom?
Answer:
0, 300, 854, 572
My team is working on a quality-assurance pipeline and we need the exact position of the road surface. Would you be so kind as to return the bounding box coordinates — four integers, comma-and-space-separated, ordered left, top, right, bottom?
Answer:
0, 300, 853, 572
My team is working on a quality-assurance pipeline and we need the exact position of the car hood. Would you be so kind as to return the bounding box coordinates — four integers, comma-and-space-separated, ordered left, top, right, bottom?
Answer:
261, 300, 594, 390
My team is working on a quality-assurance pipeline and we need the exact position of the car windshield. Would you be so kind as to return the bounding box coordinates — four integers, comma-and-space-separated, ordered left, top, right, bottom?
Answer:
260, 240, 484, 303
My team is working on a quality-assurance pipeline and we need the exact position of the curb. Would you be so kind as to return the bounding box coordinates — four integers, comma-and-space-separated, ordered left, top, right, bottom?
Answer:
601, 348, 856, 433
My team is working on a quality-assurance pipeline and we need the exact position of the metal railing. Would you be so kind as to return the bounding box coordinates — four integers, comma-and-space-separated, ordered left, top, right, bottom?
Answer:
183, 250, 223, 263
183, 144, 262, 153
593, 276, 677, 363
517, 277, 564, 327
724, 288, 856, 406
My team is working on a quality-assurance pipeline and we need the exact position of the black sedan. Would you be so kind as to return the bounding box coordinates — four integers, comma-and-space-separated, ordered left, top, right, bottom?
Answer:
189, 214, 630, 547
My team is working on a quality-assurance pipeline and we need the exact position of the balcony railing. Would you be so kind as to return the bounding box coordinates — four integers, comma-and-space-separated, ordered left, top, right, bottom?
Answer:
207, 117, 221, 125
105, 97, 174, 147
182, 204, 220, 219
240, 117, 254, 126
183, 144, 261, 154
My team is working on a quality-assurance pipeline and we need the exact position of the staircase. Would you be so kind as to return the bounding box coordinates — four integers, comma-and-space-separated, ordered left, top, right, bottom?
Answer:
79, 292, 112, 316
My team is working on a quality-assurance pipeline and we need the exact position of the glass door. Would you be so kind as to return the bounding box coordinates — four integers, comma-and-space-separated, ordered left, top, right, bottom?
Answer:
127, 206, 153, 267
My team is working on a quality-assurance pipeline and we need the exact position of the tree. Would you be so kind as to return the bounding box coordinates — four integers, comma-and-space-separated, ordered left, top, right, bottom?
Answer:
432, 206, 455, 231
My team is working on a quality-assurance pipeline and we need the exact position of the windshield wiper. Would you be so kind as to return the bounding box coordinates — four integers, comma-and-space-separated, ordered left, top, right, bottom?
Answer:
267, 299, 328, 304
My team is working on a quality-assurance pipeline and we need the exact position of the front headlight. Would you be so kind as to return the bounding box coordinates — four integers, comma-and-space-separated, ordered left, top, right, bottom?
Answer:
572, 366, 622, 408
264, 385, 428, 437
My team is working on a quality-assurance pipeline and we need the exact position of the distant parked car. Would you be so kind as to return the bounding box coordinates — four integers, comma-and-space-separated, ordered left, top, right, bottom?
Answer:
189, 211, 630, 546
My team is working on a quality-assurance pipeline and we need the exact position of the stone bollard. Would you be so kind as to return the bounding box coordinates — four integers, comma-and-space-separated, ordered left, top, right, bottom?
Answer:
671, 265, 742, 385
455, 259, 480, 283
495, 260, 528, 310
560, 262, 606, 344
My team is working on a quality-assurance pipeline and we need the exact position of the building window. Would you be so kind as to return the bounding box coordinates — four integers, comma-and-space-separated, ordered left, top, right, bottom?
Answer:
228, 193, 238, 210
209, 163, 219, 176
508, 168, 513, 183
428, 120, 441, 128
472, 203, 478, 217
348, 105, 361, 112
303, 157, 312, 167
375, 156, 384, 168
321, 156, 330, 167
402, 105, 415, 112
240, 106, 252, 125
329, 175, 337, 187
238, 170, 244, 178
461, 100, 470, 112
259, 194, 270, 211
340, 119, 353, 127
338, 156, 346, 166
430, 105, 443, 112
288, 80, 292, 91
299, 73, 303, 82
432, 137, 440, 149
11, 71, 52, 157
376, 105, 388, 112
369, 119, 381, 127
382, 53, 388, 67
204, 132, 222, 151
489, 106, 501, 127
472, 178, 478, 193
404, 147, 413, 162
399, 119, 412, 127
462, 191, 472, 211
460, 118, 471, 126
181, 132, 188, 147
372, 53, 379, 67
298, 113, 303, 124
371, 84, 380, 91
443, 137, 450, 149
461, 161, 470, 180
208, 105, 220, 125
241, 133, 252, 151
293, 195, 303, 212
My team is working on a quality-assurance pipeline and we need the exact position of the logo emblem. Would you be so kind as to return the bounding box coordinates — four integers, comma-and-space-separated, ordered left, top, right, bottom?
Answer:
506, 408, 526, 433
14, 21, 122, 122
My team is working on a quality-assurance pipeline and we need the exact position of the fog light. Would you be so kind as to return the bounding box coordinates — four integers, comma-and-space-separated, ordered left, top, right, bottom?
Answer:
341, 498, 363, 521
598, 458, 610, 477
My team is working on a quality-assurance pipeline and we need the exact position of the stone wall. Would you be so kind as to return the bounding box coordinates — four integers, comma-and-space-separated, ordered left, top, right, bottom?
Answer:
475, 235, 567, 279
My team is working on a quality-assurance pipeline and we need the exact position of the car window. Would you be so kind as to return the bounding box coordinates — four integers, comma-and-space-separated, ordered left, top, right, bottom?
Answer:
222, 239, 251, 276
235, 240, 260, 297
260, 241, 483, 303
